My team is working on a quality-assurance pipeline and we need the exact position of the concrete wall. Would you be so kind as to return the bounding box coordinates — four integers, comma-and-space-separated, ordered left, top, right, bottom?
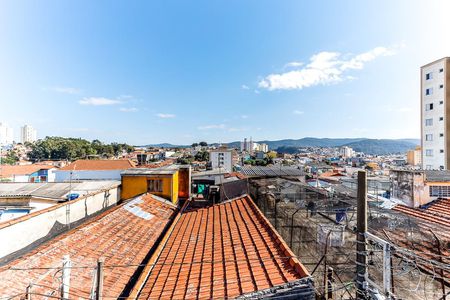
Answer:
54, 170, 123, 181
0, 186, 119, 263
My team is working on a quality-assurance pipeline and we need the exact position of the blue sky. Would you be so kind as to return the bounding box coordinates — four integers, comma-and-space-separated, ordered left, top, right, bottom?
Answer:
0, 1, 449, 145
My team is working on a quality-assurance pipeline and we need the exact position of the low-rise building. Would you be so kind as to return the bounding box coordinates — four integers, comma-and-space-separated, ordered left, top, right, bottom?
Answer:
391, 169, 450, 207
406, 146, 422, 166
54, 159, 135, 181
0, 164, 57, 182
121, 165, 191, 203
209, 147, 233, 172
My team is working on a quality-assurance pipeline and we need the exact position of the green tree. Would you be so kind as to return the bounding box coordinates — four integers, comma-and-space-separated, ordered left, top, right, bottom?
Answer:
199, 141, 208, 147
1, 150, 19, 165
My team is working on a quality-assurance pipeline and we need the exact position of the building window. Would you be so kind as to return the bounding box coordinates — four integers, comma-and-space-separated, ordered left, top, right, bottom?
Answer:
425, 149, 433, 156
425, 134, 433, 141
440, 149, 444, 153
148, 179, 163, 192
440, 68, 444, 73
440, 133, 444, 137
426, 88, 433, 95
440, 84, 444, 89
440, 101, 444, 105
425, 118, 433, 126
426, 72, 433, 80
440, 117, 444, 121
430, 186, 450, 197
426, 103, 434, 111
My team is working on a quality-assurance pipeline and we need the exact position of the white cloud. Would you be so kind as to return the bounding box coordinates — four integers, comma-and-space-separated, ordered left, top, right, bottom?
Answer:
284, 61, 304, 68
79, 97, 122, 106
119, 107, 138, 112
197, 124, 226, 130
259, 45, 398, 91
241, 115, 249, 119
293, 110, 304, 115
48, 86, 82, 94
241, 84, 250, 90
156, 113, 176, 118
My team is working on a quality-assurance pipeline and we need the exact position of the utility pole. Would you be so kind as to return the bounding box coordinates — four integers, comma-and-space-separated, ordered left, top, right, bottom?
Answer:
356, 171, 368, 299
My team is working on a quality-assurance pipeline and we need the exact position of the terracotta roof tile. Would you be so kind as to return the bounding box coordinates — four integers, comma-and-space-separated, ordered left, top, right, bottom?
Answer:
0, 193, 177, 298
59, 159, 135, 171
136, 195, 309, 299
0, 164, 55, 178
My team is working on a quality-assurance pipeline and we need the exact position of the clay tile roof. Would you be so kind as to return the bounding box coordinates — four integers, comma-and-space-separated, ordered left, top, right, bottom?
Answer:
0, 193, 177, 299
0, 164, 55, 178
134, 195, 309, 299
59, 159, 135, 171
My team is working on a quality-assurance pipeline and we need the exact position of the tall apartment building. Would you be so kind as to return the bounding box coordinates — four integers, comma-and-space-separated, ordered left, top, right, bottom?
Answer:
0, 122, 14, 145
421, 57, 450, 170
21, 125, 37, 144
209, 148, 233, 172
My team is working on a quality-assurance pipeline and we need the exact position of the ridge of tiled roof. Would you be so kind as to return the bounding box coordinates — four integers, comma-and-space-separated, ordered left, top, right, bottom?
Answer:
132, 195, 310, 299
59, 159, 135, 171
0, 193, 178, 298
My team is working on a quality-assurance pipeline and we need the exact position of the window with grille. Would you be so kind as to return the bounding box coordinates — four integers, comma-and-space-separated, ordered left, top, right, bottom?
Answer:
430, 186, 450, 197
148, 179, 163, 192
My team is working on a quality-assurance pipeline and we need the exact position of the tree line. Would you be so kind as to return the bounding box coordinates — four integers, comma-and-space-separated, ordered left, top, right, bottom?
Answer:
27, 137, 134, 162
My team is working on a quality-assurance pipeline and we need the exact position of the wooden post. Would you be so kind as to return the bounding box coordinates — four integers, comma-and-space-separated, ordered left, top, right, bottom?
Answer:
61, 255, 71, 300
356, 171, 368, 299
95, 258, 104, 300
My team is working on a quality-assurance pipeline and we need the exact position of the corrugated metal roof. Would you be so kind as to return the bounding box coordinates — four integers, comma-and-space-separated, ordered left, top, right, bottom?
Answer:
0, 181, 120, 200
424, 170, 450, 182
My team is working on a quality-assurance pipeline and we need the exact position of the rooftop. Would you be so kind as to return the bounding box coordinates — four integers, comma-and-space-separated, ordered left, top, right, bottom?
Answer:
0, 164, 55, 178
59, 159, 135, 171
122, 164, 184, 176
133, 195, 310, 299
0, 193, 177, 298
239, 166, 304, 177
0, 180, 120, 200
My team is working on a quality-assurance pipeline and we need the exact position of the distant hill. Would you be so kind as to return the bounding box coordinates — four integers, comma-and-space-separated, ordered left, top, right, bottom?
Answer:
341, 139, 419, 155
228, 138, 420, 155
141, 138, 420, 155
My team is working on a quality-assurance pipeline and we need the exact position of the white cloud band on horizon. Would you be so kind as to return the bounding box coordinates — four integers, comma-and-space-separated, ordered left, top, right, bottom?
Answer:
258, 46, 399, 91
157, 113, 176, 118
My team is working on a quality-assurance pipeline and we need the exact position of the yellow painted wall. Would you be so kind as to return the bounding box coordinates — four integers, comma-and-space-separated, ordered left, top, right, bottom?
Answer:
121, 172, 180, 204
121, 176, 148, 200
